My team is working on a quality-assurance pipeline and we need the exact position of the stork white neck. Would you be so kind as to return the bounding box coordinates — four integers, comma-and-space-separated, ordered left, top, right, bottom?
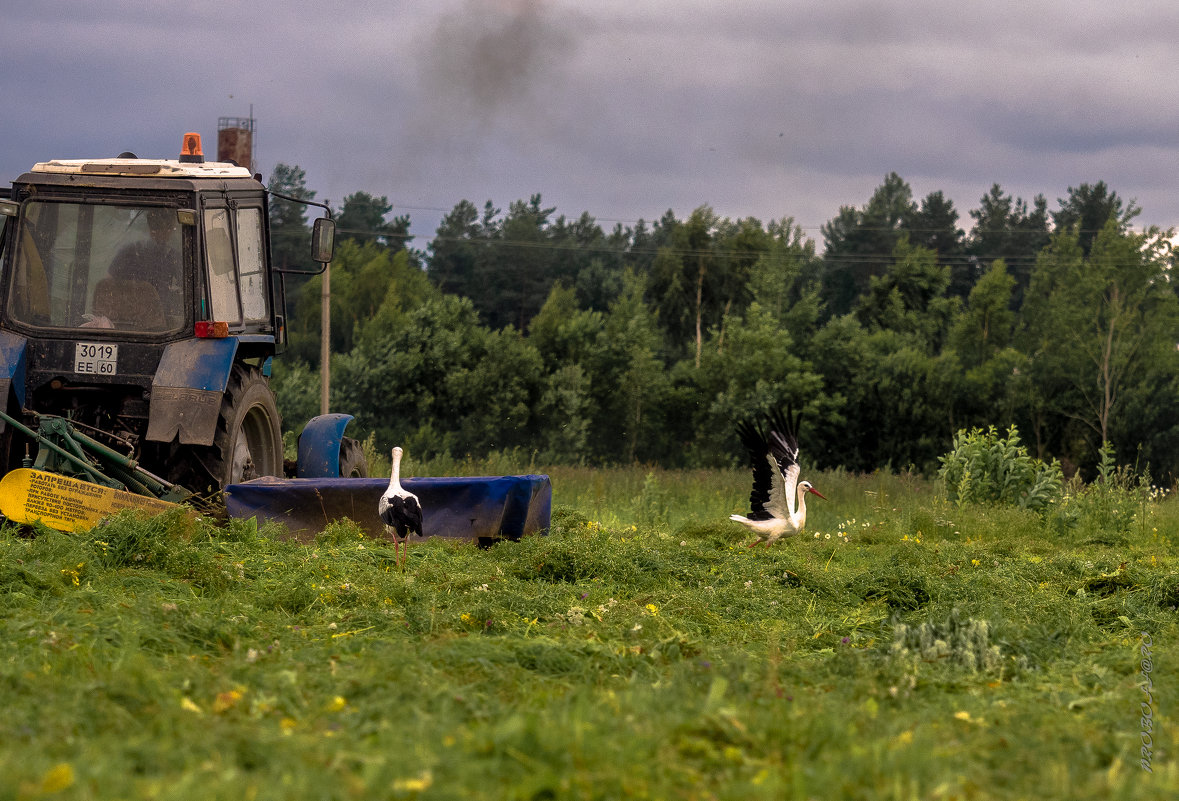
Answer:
388, 447, 405, 490
794, 484, 809, 525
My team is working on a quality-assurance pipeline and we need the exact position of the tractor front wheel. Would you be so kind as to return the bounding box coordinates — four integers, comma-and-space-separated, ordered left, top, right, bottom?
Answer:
203, 365, 284, 488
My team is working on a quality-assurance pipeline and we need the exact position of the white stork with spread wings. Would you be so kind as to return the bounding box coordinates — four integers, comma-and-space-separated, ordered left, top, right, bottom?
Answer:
729, 407, 826, 547
378, 446, 423, 567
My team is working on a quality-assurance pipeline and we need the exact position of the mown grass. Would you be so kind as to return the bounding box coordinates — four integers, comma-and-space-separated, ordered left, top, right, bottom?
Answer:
0, 466, 1175, 799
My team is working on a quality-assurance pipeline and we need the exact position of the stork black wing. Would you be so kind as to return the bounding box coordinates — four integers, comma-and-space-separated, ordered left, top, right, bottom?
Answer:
380, 493, 423, 537
767, 406, 803, 506
736, 417, 778, 521
399, 495, 424, 537
766, 406, 801, 466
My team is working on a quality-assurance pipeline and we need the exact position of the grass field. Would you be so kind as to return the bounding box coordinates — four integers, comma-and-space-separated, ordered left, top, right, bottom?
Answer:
0, 464, 1175, 800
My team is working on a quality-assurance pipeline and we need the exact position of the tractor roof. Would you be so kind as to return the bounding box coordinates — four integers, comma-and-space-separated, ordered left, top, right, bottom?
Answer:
30, 158, 253, 179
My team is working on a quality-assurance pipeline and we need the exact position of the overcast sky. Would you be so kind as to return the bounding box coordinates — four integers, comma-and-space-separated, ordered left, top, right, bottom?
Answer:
5, 0, 1178, 249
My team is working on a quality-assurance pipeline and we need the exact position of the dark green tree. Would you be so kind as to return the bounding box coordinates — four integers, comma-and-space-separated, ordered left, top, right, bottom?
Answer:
486, 195, 557, 330
814, 238, 963, 472
445, 327, 545, 452
289, 240, 435, 365
819, 173, 917, 317
854, 238, 960, 351
906, 190, 968, 297
427, 196, 568, 331
588, 222, 633, 310
948, 259, 1016, 368
747, 217, 822, 347
267, 163, 316, 273
689, 302, 825, 466
529, 284, 604, 462
427, 200, 485, 298
547, 211, 620, 304
334, 294, 479, 453
1052, 181, 1138, 255
946, 260, 1025, 428
649, 206, 714, 365
815, 324, 960, 472
966, 184, 1051, 308
335, 191, 411, 251
585, 270, 669, 463
648, 207, 769, 366
529, 283, 606, 367
1018, 221, 1178, 468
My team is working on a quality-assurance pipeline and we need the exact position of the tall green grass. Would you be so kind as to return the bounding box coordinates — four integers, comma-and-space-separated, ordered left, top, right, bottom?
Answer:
0, 466, 1175, 799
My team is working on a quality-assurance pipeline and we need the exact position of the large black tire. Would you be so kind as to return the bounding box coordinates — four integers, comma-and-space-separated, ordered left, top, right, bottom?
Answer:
202, 365, 283, 488
338, 436, 369, 478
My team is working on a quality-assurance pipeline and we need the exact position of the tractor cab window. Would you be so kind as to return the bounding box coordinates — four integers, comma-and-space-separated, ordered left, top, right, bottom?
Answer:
202, 205, 269, 326
0, 213, 9, 284
237, 207, 268, 322
204, 208, 241, 323
6, 201, 186, 333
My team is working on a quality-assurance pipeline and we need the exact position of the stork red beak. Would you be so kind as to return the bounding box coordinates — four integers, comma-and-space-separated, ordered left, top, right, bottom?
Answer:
807, 487, 827, 500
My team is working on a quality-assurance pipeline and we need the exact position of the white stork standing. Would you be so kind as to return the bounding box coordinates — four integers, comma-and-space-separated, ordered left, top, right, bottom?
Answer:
378, 446, 423, 567
729, 407, 827, 547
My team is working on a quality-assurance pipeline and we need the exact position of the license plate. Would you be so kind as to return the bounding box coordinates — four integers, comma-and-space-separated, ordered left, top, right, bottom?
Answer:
74, 342, 118, 375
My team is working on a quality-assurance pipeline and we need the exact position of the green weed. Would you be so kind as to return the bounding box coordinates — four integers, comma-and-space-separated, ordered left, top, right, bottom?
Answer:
938, 424, 1064, 511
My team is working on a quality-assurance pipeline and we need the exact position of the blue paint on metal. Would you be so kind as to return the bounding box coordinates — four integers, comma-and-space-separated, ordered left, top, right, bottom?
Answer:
0, 330, 28, 406
153, 337, 238, 391
296, 413, 353, 478
223, 474, 552, 543
261, 356, 272, 378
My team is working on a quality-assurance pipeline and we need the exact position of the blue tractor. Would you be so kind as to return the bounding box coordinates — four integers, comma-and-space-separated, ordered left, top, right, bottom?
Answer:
0, 133, 365, 504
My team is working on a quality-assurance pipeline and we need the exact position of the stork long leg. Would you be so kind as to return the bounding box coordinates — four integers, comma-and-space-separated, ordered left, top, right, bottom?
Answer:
391, 531, 402, 569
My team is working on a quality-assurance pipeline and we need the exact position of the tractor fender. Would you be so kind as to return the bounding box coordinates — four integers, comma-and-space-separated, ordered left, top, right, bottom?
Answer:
146, 337, 239, 445
296, 413, 355, 478
0, 331, 28, 431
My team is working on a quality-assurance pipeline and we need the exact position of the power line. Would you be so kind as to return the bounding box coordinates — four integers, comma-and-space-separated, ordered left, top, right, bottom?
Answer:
329, 228, 1169, 272
388, 200, 1174, 237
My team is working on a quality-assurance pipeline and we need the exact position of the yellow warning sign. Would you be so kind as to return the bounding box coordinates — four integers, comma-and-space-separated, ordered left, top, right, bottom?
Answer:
0, 468, 181, 532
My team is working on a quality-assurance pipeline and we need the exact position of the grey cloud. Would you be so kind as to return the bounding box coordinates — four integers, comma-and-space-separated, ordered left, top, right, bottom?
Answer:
3, 0, 1178, 242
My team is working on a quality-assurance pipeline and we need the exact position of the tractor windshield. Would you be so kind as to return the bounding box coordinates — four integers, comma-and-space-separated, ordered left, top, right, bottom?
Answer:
7, 201, 186, 333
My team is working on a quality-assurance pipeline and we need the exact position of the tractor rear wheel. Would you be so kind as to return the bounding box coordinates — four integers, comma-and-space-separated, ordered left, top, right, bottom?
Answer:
338, 436, 368, 478
203, 365, 283, 488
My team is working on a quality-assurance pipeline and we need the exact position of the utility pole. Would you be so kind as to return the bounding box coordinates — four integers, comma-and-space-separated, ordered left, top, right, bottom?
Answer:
320, 256, 330, 415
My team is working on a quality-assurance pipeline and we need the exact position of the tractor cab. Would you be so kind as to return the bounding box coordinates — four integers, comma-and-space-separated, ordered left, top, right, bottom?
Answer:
0, 134, 321, 491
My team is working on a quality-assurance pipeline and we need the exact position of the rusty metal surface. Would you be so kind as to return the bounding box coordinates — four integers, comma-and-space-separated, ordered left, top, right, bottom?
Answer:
216, 128, 253, 172
223, 475, 552, 543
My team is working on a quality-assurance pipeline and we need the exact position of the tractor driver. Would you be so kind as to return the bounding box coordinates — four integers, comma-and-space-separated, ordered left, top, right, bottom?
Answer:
106, 208, 184, 326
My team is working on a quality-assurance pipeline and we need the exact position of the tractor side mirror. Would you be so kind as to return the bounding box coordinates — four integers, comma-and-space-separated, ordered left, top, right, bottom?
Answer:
311, 217, 335, 264
0, 199, 19, 218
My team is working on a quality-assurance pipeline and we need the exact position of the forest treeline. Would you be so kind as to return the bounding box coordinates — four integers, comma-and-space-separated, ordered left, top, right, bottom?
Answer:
266, 165, 1179, 481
